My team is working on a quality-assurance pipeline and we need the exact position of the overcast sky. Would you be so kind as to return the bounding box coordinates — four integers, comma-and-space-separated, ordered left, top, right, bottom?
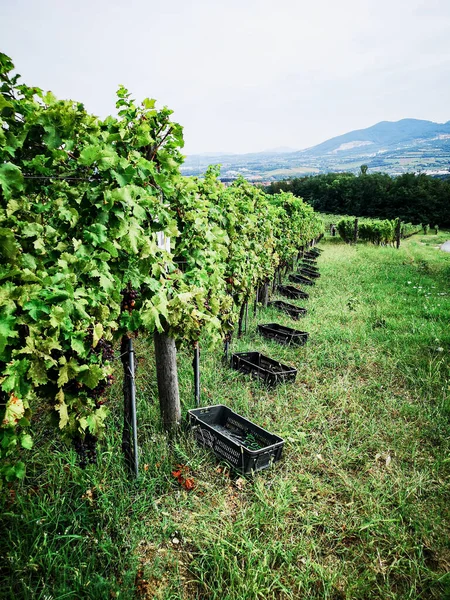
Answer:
2, 0, 450, 154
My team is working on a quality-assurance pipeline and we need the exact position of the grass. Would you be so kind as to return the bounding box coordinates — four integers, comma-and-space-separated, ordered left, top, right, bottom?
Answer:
1, 234, 450, 599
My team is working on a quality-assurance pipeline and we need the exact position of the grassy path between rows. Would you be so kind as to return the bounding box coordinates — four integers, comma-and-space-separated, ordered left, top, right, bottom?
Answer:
1, 235, 449, 599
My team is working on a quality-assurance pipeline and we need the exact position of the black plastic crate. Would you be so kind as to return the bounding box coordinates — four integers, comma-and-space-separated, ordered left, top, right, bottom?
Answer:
231, 351, 297, 385
300, 262, 319, 272
258, 323, 309, 346
300, 266, 319, 275
289, 274, 315, 286
277, 285, 309, 300
268, 300, 307, 319
298, 268, 320, 279
302, 258, 317, 266
188, 404, 284, 474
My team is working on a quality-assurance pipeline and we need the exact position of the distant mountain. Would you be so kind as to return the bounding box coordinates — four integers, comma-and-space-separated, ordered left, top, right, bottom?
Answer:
181, 119, 450, 180
299, 119, 450, 157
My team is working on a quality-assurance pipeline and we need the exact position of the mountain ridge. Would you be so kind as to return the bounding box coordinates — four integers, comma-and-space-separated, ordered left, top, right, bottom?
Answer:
297, 118, 450, 157
181, 118, 450, 180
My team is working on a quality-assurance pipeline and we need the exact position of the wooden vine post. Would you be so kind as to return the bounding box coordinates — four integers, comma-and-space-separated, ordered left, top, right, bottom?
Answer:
260, 281, 269, 308
238, 300, 246, 338
154, 329, 181, 431
395, 218, 401, 249
154, 231, 181, 431
353, 218, 359, 245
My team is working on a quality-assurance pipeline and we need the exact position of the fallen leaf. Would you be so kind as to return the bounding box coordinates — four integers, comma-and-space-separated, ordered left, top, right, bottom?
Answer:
143, 464, 149, 472
183, 478, 195, 490
235, 477, 246, 490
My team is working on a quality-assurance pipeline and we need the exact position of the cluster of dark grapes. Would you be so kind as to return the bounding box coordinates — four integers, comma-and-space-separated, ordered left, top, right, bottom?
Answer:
121, 287, 138, 313
73, 433, 97, 467
96, 338, 114, 362
92, 374, 114, 407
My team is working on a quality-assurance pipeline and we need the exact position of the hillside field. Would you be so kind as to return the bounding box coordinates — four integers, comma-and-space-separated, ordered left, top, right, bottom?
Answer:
1, 234, 449, 600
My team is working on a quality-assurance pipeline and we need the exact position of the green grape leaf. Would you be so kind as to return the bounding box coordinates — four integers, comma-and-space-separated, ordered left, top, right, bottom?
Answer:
23, 299, 50, 321
20, 434, 33, 449
0, 228, 20, 261
71, 337, 87, 357
1, 393, 25, 427
14, 462, 26, 479
55, 390, 69, 429
79, 364, 104, 389
99, 273, 115, 292
84, 223, 108, 246
86, 405, 108, 436
100, 240, 119, 257
0, 163, 24, 200
1, 360, 30, 397
0, 314, 18, 355
28, 359, 49, 386
141, 305, 162, 332
79, 144, 102, 166
92, 323, 103, 348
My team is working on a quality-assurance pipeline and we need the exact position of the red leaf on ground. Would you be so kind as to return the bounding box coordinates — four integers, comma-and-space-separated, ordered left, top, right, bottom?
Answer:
183, 478, 195, 490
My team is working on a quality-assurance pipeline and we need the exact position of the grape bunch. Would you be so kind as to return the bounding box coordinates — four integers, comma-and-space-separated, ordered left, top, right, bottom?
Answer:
92, 374, 114, 407
96, 338, 114, 362
121, 287, 139, 313
73, 433, 98, 467
84, 433, 97, 464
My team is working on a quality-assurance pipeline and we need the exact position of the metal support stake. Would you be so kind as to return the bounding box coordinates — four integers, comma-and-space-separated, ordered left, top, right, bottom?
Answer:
193, 342, 200, 407
128, 338, 139, 478
244, 301, 249, 334
122, 336, 139, 478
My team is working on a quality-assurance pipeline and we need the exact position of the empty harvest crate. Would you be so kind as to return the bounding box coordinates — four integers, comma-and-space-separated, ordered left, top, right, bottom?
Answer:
300, 263, 319, 273
277, 285, 309, 300
258, 323, 309, 346
231, 351, 297, 385
188, 404, 285, 474
299, 268, 320, 279
289, 274, 315, 286
268, 300, 307, 319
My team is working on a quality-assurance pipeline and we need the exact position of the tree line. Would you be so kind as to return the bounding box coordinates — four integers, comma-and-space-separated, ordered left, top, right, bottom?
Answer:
265, 170, 450, 227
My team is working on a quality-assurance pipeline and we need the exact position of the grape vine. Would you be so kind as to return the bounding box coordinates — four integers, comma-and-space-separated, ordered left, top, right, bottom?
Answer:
0, 52, 323, 482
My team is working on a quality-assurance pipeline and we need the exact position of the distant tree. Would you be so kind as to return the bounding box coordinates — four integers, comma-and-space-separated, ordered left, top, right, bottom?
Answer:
264, 171, 450, 227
